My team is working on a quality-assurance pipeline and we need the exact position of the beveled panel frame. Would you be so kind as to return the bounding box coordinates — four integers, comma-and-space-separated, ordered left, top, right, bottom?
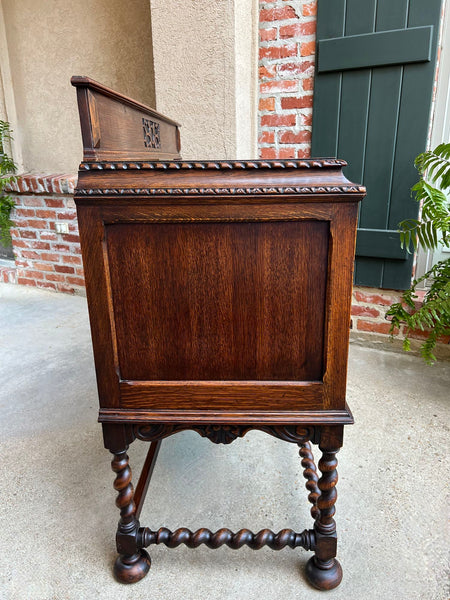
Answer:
106, 219, 329, 383
77, 198, 358, 422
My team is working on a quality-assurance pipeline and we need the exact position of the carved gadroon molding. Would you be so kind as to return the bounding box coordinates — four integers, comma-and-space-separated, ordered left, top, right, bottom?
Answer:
79, 158, 348, 171
134, 423, 316, 445
76, 185, 365, 197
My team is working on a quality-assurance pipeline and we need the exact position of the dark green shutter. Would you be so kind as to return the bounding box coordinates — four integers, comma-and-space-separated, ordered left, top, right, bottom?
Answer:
311, 0, 442, 289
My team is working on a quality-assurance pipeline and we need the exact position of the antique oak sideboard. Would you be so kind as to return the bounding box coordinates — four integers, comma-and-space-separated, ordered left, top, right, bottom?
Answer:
72, 76, 365, 591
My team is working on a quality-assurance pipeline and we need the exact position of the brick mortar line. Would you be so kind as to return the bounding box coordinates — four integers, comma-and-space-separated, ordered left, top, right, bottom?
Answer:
257, 0, 316, 162
259, 21, 311, 30
259, 35, 316, 45
10, 192, 76, 198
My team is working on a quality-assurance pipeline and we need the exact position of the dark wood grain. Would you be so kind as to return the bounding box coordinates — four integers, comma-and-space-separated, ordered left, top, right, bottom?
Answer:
73, 77, 364, 590
107, 220, 328, 383
140, 526, 314, 551
100, 202, 337, 222
98, 406, 354, 425
76, 206, 121, 408
134, 440, 161, 520
75, 162, 364, 202
299, 441, 320, 519
322, 203, 359, 409
133, 423, 316, 445
305, 425, 344, 590
118, 381, 323, 410
110, 448, 151, 583
71, 76, 181, 162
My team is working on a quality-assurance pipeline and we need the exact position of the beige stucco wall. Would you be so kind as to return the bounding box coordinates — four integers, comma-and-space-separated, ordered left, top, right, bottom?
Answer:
149, 0, 258, 160
0, 67, 13, 171
234, 0, 259, 159
1, 0, 156, 174
0, 71, 6, 121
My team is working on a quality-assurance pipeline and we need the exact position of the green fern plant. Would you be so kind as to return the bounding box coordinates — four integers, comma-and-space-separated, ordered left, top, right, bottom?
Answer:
386, 143, 450, 363
0, 120, 17, 247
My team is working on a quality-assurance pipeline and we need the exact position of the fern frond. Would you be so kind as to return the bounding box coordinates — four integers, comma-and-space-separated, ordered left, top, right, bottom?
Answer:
389, 142, 450, 365
0, 120, 17, 247
415, 144, 450, 189
399, 145, 450, 254
386, 259, 450, 364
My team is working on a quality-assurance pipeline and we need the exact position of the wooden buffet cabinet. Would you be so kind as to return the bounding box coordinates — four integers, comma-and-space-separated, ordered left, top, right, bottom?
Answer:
72, 76, 365, 591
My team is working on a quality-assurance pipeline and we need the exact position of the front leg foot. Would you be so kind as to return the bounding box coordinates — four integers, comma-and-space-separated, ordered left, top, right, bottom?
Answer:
111, 449, 151, 584
304, 426, 343, 591
114, 550, 151, 584
305, 556, 342, 590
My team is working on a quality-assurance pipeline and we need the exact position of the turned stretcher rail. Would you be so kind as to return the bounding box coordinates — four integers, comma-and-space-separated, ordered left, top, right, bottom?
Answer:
138, 526, 315, 551
134, 440, 161, 519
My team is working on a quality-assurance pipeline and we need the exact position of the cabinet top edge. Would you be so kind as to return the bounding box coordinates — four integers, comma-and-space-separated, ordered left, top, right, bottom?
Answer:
78, 158, 348, 172
71, 75, 181, 127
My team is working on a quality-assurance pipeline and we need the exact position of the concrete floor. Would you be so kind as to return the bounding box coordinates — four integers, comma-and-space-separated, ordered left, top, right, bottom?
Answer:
0, 283, 448, 600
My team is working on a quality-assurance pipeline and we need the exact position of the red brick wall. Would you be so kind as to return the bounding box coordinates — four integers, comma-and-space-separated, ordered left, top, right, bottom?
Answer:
351, 286, 449, 343
258, 0, 317, 159
351, 287, 403, 336
0, 174, 85, 293
0, 8, 444, 347
0, 176, 440, 343
256, 0, 448, 345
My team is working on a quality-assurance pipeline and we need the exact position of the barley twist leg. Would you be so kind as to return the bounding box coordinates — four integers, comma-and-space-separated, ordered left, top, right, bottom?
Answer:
111, 450, 151, 584
305, 427, 343, 590
299, 441, 320, 520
